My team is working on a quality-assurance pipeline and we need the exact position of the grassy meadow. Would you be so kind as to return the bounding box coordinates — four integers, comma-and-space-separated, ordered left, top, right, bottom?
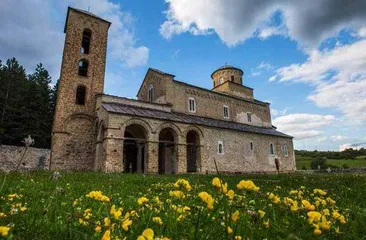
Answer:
1, 171, 366, 239
296, 155, 366, 170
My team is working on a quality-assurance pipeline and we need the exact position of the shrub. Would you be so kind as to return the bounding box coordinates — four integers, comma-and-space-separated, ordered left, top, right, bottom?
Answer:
310, 157, 327, 170
342, 164, 350, 169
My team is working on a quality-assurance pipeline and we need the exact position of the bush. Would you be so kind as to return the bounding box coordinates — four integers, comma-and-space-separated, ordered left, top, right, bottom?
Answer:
327, 164, 339, 169
310, 157, 327, 170
342, 164, 350, 169
302, 166, 307, 170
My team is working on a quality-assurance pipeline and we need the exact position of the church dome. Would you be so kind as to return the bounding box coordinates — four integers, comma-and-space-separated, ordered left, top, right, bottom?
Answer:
211, 65, 244, 87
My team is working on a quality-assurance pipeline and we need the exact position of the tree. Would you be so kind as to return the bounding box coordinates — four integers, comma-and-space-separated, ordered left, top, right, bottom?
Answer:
310, 157, 327, 170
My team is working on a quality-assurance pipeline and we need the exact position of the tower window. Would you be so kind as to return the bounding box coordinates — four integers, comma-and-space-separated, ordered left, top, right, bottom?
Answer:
250, 141, 253, 151
269, 143, 275, 155
223, 105, 229, 119
148, 84, 154, 102
78, 59, 88, 77
218, 141, 224, 154
231, 75, 234, 81
188, 97, 196, 113
81, 29, 91, 54
219, 77, 224, 85
283, 145, 288, 157
247, 112, 252, 122
76, 85, 86, 105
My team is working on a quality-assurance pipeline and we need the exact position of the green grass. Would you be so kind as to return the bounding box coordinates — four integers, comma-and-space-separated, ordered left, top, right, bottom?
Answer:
1, 171, 366, 239
296, 157, 366, 170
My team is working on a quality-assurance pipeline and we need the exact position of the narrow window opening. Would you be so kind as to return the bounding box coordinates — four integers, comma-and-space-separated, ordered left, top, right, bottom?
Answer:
247, 112, 252, 123
219, 77, 224, 85
81, 29, 91, 54
269, 143, 275, 155
218, 141, 224, 154
188, 97, 196, 112
78, 59, 88, 77
223, 105, 229, 119
148, 84, 154, 102
284, 145, 288, 157
250, 141, 253, 151
76, 85, 86, 105
231, 75, 234, 81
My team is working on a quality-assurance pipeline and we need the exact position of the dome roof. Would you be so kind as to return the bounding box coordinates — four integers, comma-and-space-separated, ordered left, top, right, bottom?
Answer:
211, 65, 243, 78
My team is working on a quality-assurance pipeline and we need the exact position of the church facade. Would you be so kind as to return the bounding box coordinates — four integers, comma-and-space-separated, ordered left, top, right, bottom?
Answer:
50, 7, 296, 173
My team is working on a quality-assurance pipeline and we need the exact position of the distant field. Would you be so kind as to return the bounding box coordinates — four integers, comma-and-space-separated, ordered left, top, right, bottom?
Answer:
296, 156, 366, 169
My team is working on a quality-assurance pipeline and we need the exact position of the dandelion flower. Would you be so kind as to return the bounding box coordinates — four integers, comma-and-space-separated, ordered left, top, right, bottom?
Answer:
0, 226, 10, 237
101, 230, 110, 240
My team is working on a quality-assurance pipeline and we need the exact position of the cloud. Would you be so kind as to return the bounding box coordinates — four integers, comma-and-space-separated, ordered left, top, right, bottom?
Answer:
330, 135, 347, 141
0, 0, 148, 81
273, 113, 335, 140
271, 40, 366, 124
251, 62, 273, 76
271, 107, 288, 117
160, 0, 366, 47
357, 27, 366, 38
339, 142, 366, 151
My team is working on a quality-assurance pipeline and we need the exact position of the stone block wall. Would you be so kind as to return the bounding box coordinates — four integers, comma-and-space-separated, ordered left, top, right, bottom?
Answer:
0, 145, 50, 172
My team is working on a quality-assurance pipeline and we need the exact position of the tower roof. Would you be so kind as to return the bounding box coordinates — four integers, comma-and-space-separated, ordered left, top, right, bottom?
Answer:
64, 6, 111, 33
211, 65, 243, 79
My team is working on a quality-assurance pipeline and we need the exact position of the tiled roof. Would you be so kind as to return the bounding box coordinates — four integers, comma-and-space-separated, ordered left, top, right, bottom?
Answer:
102, 102, 292, 138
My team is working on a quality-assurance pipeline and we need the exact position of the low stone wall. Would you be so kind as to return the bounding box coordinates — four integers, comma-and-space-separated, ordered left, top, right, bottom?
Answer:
0, 145, 50, 172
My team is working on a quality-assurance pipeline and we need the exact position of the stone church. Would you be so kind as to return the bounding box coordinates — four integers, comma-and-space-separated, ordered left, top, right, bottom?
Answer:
50, 7, 296, 174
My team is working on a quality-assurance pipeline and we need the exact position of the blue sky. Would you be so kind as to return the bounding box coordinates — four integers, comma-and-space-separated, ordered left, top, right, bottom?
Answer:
1, 0, 365, 151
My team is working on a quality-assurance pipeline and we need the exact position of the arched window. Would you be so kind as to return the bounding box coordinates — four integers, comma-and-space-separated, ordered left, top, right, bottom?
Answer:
250, 141, 253, 151
76, 85, 86, 105
269, 143, 275, 155
231, 75, 234, 81
219, 77, 224, 85
247, 112, 252, 122
78, 59, 88, 77
188, 97, 196, 113
223, 105, 229, 119
218, 141, 224, 154
81, 29, 91, 54
148, 84, 154, 102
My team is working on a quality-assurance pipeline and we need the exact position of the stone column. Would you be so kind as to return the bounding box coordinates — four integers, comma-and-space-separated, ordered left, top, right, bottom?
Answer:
136, 142, 143, 173
146, 141, 158, 173
177, 144, 187, 174
104, 138, 123, 172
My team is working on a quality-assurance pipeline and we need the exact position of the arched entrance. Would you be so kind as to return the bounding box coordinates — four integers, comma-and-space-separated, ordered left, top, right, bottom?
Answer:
186, 130, 200, 172
123, 124, 147, 173
158, 128, 177, 174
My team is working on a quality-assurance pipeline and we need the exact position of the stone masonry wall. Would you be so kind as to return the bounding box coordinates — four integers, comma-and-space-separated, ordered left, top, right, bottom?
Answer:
95, 110, 295, 174
137, 70, 173, 104
166, 81, 272, 127
0, 145, 50, 172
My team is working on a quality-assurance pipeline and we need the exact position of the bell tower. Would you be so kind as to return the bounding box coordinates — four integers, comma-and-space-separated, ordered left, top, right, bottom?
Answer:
50, 7, 111, 170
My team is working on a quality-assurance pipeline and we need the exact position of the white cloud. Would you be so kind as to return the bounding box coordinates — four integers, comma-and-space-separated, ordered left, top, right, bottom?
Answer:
0, 0, 148, 81
251, 62, 273, 76
357, 27, 366, 38
273, 113, 335, 140
160, 0, 366, 47
271, 107, 288, 117
330, 135, 347, 141
271, 40, 366, 124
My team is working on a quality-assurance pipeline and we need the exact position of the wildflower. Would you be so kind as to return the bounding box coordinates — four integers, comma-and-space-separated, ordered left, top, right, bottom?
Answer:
227, 226, 233, 234
332, 210, 341, 219
258, 210, 265, 218
7, 194, 18, 201
319, 216, 331, 230
137, 228, 154, 240
153, 217, 163, 226
0, 226, 10, 237
313, 228, 322, 236
169, 190, 185, 199
237, 180, 260, 192
95, 225, 102, 232
307, 211, 321, 223
231, 210, 239, 222
173, 179, 192, 191
235, 236, 242, 240
110, 205, 122, 219
104, 217, 111, 227
138, 197, 149, 205
322, 209, 330, 216
198, 192, 214, 210
79, 218, 88, 226
339, 215, 346, 224
86, 191, 110, 202
268, 193, 280, 204
0, 213, 6, 218
326, 197, 336, 205
301, 200, 315, 211
263, 219, 270, 228
101, 230, 110, 240
122, 218, 132, 231
313, 189, 327, 196
212, 177, 228, 193
227, 190, 235, 200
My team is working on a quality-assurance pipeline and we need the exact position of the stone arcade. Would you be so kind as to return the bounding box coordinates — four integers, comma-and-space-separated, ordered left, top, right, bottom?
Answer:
50, 7, 296, 173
